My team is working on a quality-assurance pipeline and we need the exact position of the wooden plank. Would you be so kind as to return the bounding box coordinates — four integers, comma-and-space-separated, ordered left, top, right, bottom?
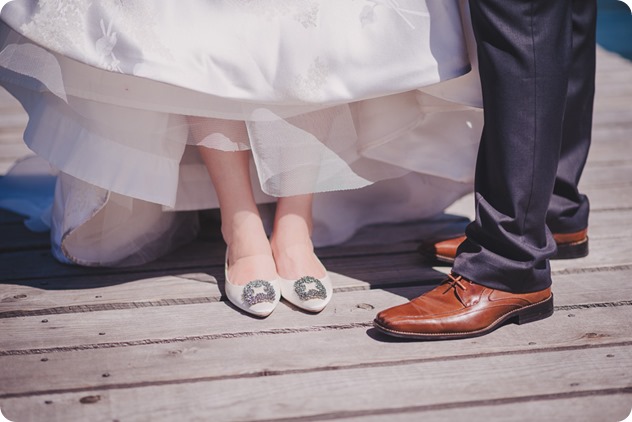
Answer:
580, 163, 632, 189
0, 113, 27, 128
0, 143, 30, 157
0, 208, 221, 252
0, 245, 431, 288
0, 224, 49, 252
2, 267, 631, 353
0, 158, 30, 175
595, 47, 632, 67
588, 208, 632, 241
0, 31, 629, 422
21, 265, 415, 308
0, 286, 434, 353
549, 234, 632, 270
0, 211, 464, 266
594, 79, 632, 97
581, 185, 632, 211
1, 343, 630, 422
0, 303, 630, 397
595, 48, 632, 73
0, 274, 221, 314
436, 203, 632, 243
0, 240, 228, 282
594, 95, 632, 114
0, 131, 27, 144
0, 267, 384, 314
592, 110, 632, 128
589, 136, 632, 165
325, 213, 469, 248
0, 209, 24, 225
1, 238, 632, 316
3, 222, 631, 284
595, 73, 632, 90
0, 160, 628, 253
335, 395, 632, 422
1, 201, 632, 315
0, 235, 440, 283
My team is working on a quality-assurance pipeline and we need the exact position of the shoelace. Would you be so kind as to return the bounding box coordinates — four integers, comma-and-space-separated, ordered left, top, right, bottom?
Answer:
441, 273, 469, 306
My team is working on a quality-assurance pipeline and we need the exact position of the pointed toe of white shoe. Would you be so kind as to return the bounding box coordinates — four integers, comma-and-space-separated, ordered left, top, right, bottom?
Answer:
280, 274, 333, 313
224, 251, 281, 317
224, 278, 281, 317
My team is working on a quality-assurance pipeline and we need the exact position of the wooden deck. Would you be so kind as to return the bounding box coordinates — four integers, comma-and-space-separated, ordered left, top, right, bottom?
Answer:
1, 45, 632, 422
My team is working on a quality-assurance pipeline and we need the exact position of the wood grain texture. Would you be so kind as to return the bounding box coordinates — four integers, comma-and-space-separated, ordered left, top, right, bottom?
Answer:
0, 250, 631, 316
1, 26, 632, 422
0, 304, 630, 398
335, 395, 632, 422
1, 345, 631, 422
1, 267, 631, 354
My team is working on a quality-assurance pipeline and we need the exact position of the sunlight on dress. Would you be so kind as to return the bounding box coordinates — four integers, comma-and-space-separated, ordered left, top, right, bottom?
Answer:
0, 0, 483, 266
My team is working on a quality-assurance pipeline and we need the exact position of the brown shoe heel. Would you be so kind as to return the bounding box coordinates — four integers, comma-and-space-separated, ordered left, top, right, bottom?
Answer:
552, 237, 589, 260
417, 244, 456, 265
515, 295, 554, 325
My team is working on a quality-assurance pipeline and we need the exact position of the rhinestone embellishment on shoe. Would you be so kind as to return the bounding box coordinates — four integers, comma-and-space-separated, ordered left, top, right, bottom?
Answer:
294, 276, 327, 301
242, 280, 277, 306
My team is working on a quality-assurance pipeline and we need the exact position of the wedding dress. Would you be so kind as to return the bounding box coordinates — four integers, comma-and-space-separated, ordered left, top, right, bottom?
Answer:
0, 0, 482, 266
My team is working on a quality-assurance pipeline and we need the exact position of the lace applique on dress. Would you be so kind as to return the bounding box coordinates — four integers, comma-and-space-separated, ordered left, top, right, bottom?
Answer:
90, 2, 175, 74
60, 174, 109, 232
360, 0, 428, 29
287, 57, 330, 102
226, 0, 321, 28
19, 0, 92, 53
294, 3, 320, 28
95, 17, 121, 71
20, 0, 174, 74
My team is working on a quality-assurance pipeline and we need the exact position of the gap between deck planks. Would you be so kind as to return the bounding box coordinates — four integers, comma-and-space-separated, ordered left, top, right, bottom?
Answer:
1, 201, 632, 283
0, 257, 632, 318
2, 343, 631, 421
1, 202, 632, 317
2, 270, 632, 419
1, 303, 631, 397
331, 395, 632, 422
1, 267, 632, 354
0, 44, 631, 422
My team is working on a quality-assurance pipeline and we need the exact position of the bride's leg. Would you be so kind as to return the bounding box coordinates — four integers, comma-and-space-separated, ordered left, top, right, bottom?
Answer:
188, 116, 277, 286
270, 108, 338, 280
272, 194, 332, 312
271, 194, 325, 279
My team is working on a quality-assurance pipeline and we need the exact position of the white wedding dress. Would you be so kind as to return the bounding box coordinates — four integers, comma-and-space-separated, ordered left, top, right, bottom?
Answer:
0, 0, 482, 266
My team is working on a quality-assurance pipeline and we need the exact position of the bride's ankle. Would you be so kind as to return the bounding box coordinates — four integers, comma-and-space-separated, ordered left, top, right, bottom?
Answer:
270, 234, 314, 257
222, 214, 271, 256
271, 237, 325, 279
270, 227, 314, 252
223, 218, 277, 285
271, 239, 312, 254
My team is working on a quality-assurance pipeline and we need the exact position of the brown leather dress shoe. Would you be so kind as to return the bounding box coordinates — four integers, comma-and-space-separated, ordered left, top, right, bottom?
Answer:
418, 228, 589, 264
374, 274, 553, 340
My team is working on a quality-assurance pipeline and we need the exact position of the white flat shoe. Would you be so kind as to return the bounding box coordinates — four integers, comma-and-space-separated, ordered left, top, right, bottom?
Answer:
280, 274, 333, 313
224, 251, 281, 318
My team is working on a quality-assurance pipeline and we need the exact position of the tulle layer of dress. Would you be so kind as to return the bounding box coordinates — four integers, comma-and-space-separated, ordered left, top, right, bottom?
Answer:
0, 0, 483, 266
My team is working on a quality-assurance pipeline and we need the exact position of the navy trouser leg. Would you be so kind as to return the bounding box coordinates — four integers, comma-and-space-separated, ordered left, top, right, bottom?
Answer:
547, 0, 596, 234
452, 0, 573, 292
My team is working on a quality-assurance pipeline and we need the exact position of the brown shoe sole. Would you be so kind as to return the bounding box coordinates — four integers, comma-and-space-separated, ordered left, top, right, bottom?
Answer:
553, 236, 589, 260
373, 294, 554, 340
419, 237, 589, 265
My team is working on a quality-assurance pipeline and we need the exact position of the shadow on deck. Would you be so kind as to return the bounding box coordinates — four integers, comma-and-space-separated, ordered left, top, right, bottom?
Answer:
1, 3, 632, 420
